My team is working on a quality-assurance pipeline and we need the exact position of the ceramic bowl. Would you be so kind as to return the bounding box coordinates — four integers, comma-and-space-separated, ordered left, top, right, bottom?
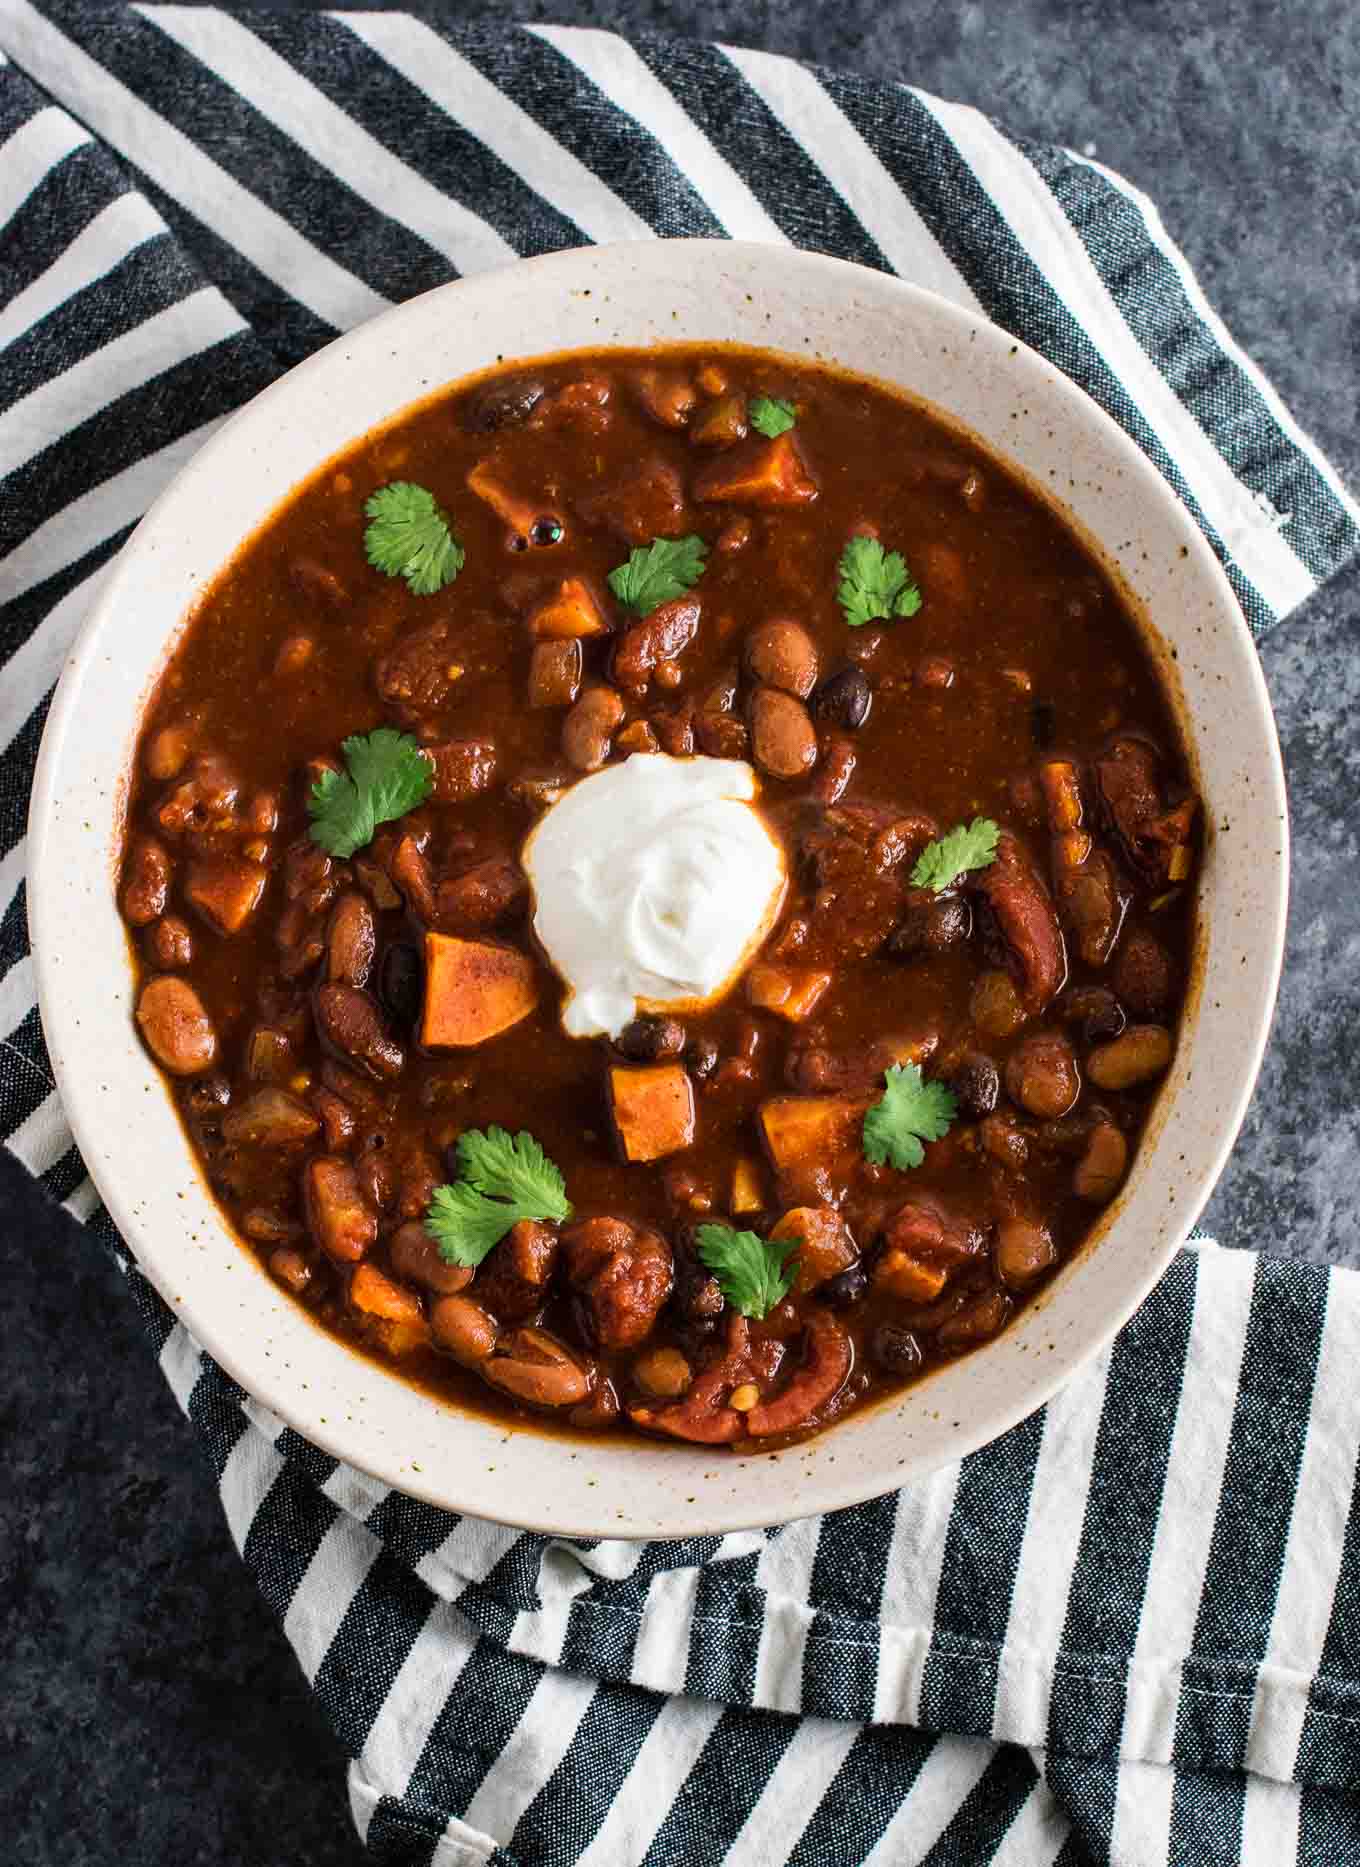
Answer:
28, 241, 1287, 1537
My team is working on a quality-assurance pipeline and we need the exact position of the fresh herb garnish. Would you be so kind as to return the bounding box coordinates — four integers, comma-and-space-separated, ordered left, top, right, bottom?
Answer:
910, 817, 1000, 893
695, 1222, 799, 1320
425, 1126, 573, 1268
749, 395, 797, 439
364, 480, 464, 595
862, 1065, 957, 1171
836, 534, 923, 628
607, 534, 708, 616
307, 727, 433, 858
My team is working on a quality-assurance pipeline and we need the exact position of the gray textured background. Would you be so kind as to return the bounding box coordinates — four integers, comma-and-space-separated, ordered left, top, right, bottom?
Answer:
3, 2, 1357, 1860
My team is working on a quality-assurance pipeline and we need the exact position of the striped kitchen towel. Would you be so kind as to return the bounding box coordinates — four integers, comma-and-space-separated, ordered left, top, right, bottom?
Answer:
3, 5, 1360, 1863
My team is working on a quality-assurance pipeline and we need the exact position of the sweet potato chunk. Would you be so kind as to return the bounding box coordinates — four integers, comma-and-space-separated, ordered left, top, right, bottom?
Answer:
731, 1157, 765, 1214
527, 577, 610, 641
769, 1206, 856, 1293
527, 638, 583, 707
757, 1095, 866, 1175
693, 432, 819, 508
747, 964, 832, 1022
184, 858, 266, 936
350, 1262, 426, 1327
608, 1063, 696, 1163
420, 931, 538, 1048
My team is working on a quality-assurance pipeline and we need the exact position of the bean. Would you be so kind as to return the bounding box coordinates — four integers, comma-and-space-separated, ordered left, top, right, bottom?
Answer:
136, 976, 218, 1076
146, 914, 193, 971
389, 1218, 473, 1295
821, 1264, 868, 1309
379, 942, 424, 1030
1058, 985, 1126, 1044
562, 686, 625, 771
812, 665, 872, 730
121, 837, 171, 927
872, 1324, 923, 1376
430, 1294, 499, 1364
887, 894, 971, 960
1112, 930, 1175, 1019
936, 1288, 1010, 1350
748, 686, 817, 779
326, 892, 377, 989
482, 1327, 591, 1408
685, 1036, 719, 1081
1086, 1025, 1173, 1090
1004, 1032, 1080, 1119
464, 372, 546, 432
268, 1247, 313, 1294
970, 969, 1028, 1038
744, 618, 818, 698
1073, 1121, 1128, 1201
633, 1346, 693, 1398
948, 1054, 1000, 1119
994, 1219, 1057, 1289
616, 1015, 686, 1062
145, 724, 191, 782
314, 983, 405, 1080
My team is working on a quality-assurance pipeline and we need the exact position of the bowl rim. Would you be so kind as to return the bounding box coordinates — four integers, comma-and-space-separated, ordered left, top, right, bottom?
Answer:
27, 240, 1288, 1537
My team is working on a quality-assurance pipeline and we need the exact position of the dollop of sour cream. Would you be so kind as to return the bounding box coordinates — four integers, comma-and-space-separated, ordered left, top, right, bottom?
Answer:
523, 754, 786, 1039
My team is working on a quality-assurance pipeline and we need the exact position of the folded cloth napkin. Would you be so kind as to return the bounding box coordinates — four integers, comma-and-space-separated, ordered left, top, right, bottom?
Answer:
3, 6, 1359, 1863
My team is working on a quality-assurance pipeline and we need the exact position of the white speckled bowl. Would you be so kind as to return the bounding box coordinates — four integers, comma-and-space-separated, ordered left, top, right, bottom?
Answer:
28, 242, 1287, 1537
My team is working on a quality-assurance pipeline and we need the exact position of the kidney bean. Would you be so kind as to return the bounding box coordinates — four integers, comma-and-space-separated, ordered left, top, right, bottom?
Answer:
1073, 1121, 1129, 1201
146, 914, 193, 970
135, 976, 218, 1076
314, 983, 405, 1080
1086, 1025, 1173, 1090
562, 686, 626, 771
390, 1218, 474, 1295
121, 837, 171, 927
430, 1294, 499, 1364
744, 618, 819, 698
749, 686, 818, 779
1004, 1032, 1080, 1119
994, 1219, 1057, 1289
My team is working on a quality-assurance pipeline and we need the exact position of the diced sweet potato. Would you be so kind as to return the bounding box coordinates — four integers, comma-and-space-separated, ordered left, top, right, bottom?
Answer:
305, 1156, 377, 1262
526, 577, 609, 641
350, 1262, 426, 1327
874, 1251, 949, 1303
747, 963, 832, 1022
608, 1063, 696, 1163
184, 858, 266, 936
420, 931, 538, 1049
769, 1206, 856, 1293
693, 433, 819, 508
731, 1157, 765, 1214
757, 1096, 866, 1174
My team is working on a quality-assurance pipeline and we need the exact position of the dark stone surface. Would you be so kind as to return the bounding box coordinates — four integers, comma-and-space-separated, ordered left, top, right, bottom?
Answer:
2, 2, 1356, 1860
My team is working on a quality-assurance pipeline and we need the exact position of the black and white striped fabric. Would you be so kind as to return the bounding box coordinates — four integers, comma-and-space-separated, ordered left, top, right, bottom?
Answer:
4, 7, 1359, 1862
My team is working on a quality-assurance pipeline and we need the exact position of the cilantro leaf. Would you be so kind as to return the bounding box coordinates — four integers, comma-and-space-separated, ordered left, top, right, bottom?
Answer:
836, 534, 923, 628
364, 480, 464, 595
425, 1125, 573, 1268
695, 1223, 799, 1320
862, 1065, 957, 1171
749, 395, 797, 439
307, 727, 433, 858
607, 534, 708, 616
910, 817, 1000, 893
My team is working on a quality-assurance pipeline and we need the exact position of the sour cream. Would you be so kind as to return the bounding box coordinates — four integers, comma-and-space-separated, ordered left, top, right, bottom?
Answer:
523, 753, 786, 1039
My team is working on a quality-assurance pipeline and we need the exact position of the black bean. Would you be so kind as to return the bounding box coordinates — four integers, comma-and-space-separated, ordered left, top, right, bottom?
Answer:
886, 894, 971, 960
378, 941, 423, 1029
948, 1054, 1001, 1119
616, 1015, 686, 1062
1031, 699, 1058, 748
464, 373, 545, 432
1058, 985, 1126, 1044
821, 1265, 868, 1309
181, 1072, 231, 1118
813, 665, 873, 731
675, 1263, 725, 1321
872, 1324, 924, 1376
685, 1035, 720, 1081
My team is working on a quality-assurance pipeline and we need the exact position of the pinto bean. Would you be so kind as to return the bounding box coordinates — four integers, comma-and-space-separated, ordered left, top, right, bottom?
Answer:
810, 734, 857, 804
936, 1288, 1012, 1351
314, 983, 405, 1080
562, 686, 626, 770
1112, 930, 1175, 1019
135, 976, 218, 1076
482, 1327, 592, 1408
970, 969, 1028, 1038
994, 1219, 1057, 1289
1073, 1120, 1129, 1201
1086, 1025, 1173, 1090
429, 1293, 499, 1363
1004, 1032, 1080, 1119
121, 837, 171, 926
743, 618, 818, 698
390, 1219, 474, 1295
268, 1247, 313, 1293
612, 595, 700, 692
326, 893, 376, 989
749, 687, 817, 779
